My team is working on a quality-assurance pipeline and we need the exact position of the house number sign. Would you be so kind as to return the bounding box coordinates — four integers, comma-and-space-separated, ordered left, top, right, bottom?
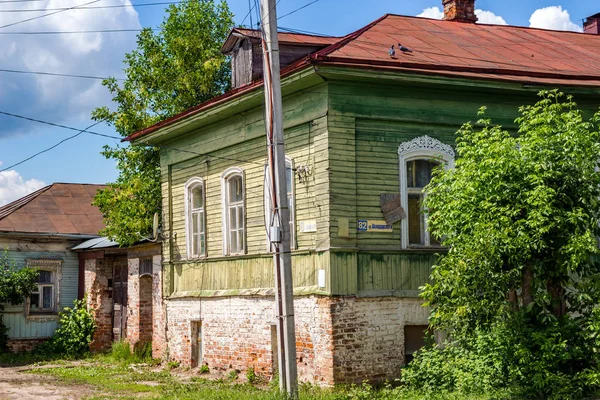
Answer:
357, 220, 393, 232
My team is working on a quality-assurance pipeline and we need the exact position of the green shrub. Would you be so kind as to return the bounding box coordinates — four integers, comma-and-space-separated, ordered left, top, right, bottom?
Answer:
199, 364, 209, 374
37, 298, 95, 357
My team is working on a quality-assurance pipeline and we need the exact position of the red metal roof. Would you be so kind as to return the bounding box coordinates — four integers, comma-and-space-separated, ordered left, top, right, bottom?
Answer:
315, 14, 600, 81
127, 14, 600, 142
0, 183, 106, 235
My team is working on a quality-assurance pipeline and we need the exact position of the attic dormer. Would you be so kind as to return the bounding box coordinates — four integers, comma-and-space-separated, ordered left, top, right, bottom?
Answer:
221, 28, 339, 89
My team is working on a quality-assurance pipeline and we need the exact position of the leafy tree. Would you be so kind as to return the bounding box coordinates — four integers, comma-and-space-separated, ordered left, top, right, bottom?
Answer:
403, 91, 600, 398
92, 0, 233, 246
0, 251, 39, 350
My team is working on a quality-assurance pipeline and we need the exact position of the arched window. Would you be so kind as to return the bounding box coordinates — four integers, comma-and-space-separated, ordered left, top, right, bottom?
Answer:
185, 178, 206, 258
264, 157, 296, 251
221, 167, 245, 255
398, 135, 454, 248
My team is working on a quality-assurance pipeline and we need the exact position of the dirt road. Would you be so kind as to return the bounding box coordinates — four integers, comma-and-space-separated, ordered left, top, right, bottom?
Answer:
0, 365, 91, 400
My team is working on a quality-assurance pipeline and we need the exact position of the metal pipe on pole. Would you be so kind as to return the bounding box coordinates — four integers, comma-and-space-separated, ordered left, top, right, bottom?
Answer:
259, 0, 298, 398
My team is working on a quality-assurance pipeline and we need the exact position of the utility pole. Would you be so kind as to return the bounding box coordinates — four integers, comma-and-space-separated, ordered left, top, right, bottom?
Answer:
259, 0, 298, 398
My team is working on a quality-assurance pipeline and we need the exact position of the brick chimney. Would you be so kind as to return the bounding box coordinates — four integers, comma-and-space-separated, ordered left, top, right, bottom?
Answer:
584, 13, 600, 35
442, 0, 478, 23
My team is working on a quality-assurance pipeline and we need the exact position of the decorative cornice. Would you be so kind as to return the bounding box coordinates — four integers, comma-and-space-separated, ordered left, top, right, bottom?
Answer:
26, 259, 62, 270
397, 135, 455, 158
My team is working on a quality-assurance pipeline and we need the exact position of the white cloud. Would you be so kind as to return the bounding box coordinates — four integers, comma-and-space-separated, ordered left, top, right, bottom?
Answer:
475, 10, 507, 25
417, 6, 444, 19
0, 0, 141, 137
0, 162, 46, 206
529, 6, 583, 32
416, 6, 507, 25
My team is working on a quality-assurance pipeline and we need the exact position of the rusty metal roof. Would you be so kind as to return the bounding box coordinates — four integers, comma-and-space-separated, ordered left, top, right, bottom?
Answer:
314, 14, 600, 82
126, 14, 600, 142
0, 183, 106, 236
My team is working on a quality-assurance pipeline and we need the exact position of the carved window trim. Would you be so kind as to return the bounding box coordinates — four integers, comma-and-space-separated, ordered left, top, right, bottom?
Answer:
25, 259, 62, 317
398, 136, 455, 249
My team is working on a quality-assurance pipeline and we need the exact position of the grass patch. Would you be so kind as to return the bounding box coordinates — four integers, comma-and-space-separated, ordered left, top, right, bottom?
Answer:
31, 360, 509, 400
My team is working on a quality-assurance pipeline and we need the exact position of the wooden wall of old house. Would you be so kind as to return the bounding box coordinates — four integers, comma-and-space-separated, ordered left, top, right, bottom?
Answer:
160, 82, 331, 297
0, 237, 80, 339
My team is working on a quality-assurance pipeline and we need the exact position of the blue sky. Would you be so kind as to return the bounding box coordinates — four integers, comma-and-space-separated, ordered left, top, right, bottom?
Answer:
0, 0, 597, 204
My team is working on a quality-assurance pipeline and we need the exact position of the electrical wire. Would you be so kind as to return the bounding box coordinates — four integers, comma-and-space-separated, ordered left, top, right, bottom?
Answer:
0, 68, 123, 80
0, 1, 181, 12
0, 110, 121, 139
0, 120, 105, 172
0, 0, 100, 30
277, 0, 319, 21
0, 27, 159, 34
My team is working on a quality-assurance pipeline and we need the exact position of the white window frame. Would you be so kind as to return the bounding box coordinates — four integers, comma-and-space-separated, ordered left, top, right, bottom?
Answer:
221, 167, 246, 255
26, 259, 61, 315
398, 135, 454, 249
185, 177, 207, 259
264, 157, 296, 251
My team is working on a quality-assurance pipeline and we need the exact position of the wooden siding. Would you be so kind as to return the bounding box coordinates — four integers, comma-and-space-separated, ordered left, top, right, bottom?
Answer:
172, 251, 330, 295
0, 237, 80, 339
161, 84, 331, 296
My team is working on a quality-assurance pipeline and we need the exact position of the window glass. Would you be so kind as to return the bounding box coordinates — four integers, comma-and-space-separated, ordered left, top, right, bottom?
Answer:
38, 270, 52, 284
30, 293, 40, 309
407, 160, 438, 188
408, 194, 422, 245
229, 176, 243, 203
191, 186, 203, 209
42, 286, 53, 309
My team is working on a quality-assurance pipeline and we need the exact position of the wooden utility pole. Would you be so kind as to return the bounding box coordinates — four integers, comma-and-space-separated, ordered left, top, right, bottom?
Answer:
259, 0, 298, 398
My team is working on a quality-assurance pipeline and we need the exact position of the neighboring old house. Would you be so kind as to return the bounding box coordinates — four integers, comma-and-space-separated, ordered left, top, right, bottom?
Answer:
73, 238, 163, 357
125, 0, 600, 384
0, 183, 105, 351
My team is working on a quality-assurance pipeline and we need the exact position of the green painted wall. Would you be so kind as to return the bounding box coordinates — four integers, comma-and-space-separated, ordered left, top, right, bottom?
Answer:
149, 65, 600, 299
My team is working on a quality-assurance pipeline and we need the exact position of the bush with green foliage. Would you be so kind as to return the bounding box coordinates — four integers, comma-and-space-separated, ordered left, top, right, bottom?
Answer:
402, 91, 600, 399
37, 298, 96, 357
0, 251, 38, 350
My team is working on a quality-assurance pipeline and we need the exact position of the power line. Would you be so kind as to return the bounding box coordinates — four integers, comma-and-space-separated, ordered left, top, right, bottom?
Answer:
0, 110, 121, 140
0, 109, 264, 170
0, 1, 181, 12
0, 120, 105, 172
277, 0, 319, 21
0, 0, 100, 30
0, 67, 123, 80
0, 27, 159, 34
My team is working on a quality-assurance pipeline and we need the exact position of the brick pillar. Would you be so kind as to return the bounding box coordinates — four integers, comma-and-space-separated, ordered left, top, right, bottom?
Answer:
151, 254, 167, 359
127, 257, 156, 353
85, 258, 113, 352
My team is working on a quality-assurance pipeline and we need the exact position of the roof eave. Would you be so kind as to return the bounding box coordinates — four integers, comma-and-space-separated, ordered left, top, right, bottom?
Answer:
127, 62, 319, 145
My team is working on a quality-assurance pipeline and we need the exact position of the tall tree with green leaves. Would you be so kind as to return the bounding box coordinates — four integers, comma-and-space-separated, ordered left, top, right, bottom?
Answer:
402, 91, 600, 398
92, 0, 233, 246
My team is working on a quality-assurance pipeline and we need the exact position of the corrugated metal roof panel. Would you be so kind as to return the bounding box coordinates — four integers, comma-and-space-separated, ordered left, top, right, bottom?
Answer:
0, 183, 106, 235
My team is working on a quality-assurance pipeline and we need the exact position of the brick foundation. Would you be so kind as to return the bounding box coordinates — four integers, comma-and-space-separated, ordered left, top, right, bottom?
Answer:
6, 338, 47, 352
165, 295, 428, 385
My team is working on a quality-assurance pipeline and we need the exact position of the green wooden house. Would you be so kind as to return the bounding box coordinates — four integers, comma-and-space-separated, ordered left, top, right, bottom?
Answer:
127, 1, 600, 384
0, 183, 105, 351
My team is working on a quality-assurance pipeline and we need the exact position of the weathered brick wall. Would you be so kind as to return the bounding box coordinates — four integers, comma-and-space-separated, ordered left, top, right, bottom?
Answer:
126, 254, 165, 358
330, 296, 428, 383
165, 296, 335, 383
165, 295, 428, 385
84, 258, 113, 352
126, 258, 140, 349
151, 254, 166, 359
6, 338, 47, 352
